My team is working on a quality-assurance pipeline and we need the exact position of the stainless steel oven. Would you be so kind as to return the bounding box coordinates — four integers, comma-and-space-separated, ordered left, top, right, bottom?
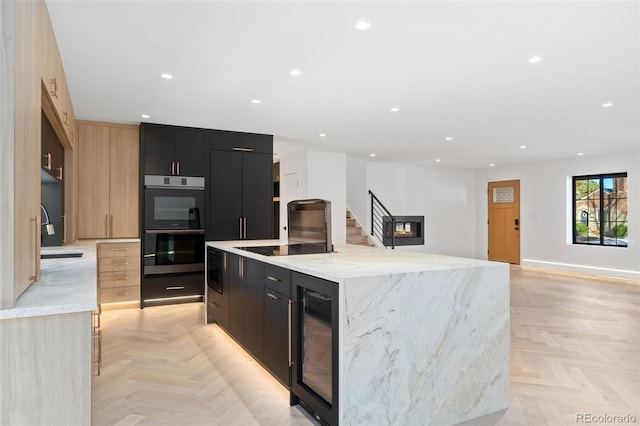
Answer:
143, 230, 205, 275
144, 175, 204, 230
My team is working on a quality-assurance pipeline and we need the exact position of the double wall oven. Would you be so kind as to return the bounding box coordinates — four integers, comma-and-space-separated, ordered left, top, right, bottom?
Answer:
142, 175, 205, 307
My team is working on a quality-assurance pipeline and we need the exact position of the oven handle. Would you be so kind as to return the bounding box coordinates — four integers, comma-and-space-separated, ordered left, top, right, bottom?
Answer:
145, 229, 204, 234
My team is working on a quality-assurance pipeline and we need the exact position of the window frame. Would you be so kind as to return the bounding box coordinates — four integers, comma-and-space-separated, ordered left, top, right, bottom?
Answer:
572, 172, 628, 247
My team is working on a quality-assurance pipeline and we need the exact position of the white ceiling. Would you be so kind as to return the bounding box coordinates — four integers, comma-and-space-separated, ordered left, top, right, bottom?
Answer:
47, 0, 639, 168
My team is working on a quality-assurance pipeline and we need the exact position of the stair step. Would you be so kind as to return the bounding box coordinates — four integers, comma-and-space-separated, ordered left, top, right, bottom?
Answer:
347, 235, 369, 245
347, 227, 363, 235
346, 218, 356, 227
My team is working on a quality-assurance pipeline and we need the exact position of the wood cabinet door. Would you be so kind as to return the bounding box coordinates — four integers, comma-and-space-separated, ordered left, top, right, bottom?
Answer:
242, 152, 273, 239
9, 0, 42, 304
109, 127, 139, 238
142, 124, 175, 176
175, 128, 205, 177
208, 150, 243, 240
78, 124, 110, 238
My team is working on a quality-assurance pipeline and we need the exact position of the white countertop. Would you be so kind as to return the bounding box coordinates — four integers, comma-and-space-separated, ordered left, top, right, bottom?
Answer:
207, 240, 500, 283
0, 239, 139, 320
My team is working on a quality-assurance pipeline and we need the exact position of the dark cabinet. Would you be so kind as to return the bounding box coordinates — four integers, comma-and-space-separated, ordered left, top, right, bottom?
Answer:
263, 264, 291, 387
142, 123, 205, 177
227, 253, 264, 359
208, 149, 272, 240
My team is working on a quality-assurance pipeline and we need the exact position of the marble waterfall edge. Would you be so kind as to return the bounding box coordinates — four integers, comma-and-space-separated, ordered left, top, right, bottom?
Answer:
339, 264, 510, 425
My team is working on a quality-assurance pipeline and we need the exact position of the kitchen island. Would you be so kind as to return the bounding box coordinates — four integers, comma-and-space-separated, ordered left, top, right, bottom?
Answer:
207, 240, 510, 426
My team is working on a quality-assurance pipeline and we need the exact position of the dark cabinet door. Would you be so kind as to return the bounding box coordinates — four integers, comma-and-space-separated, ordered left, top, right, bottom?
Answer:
221, 251, 231, 331
243, 257, 264, 360
175, 128, 205, 177
242, 152, 273, 239
227, 253, 244, 342
208, 150, 243, 240
143, 124, 175, 176
263, 289, 290, 387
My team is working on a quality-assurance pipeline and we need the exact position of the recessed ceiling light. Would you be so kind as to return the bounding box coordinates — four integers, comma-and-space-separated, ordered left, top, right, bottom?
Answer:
528, 56, 543, 63
161, 73, 172, 79
445, 137, 453, 141
435, 159, 441, 162
390, 107, 399, 112
251, 99, 261, 104
290, 69, 302, 76
355, 20, 371, 30
489, 163, 495, 167
519, 145, 527, 149
577, 152, 584, 156
319, 133, 327, 137
369, 153, 376, 157
602, 102, 613, 108
141, 114, 150, 119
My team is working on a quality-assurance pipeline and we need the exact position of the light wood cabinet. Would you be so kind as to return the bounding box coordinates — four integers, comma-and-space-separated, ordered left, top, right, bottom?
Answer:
78, 122, 139, 239
0, 0, 42, 308
97, 241, 141, 305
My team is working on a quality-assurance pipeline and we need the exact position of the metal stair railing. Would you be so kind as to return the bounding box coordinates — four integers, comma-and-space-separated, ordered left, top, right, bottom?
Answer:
368, 190, 396, 249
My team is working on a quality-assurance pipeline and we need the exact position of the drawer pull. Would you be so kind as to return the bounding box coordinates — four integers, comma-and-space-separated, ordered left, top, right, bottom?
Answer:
112, 248, 129, 253
112, 275, 128, 281
110, 261, 129, 266
266, 292, 280, 300
166, 286, 185, 291
266, 276, 281, 282
208, 301, 220, 309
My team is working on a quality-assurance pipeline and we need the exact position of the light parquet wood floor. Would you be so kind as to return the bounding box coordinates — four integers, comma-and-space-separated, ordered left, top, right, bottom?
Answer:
93, 266, 640, 426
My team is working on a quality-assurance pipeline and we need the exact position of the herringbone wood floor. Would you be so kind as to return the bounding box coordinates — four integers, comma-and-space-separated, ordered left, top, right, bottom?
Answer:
93, 266, 640, 426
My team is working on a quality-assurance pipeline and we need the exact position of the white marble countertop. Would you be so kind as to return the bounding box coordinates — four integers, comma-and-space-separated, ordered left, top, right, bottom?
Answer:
0, 240, 103, 320
207, 240, 501, 283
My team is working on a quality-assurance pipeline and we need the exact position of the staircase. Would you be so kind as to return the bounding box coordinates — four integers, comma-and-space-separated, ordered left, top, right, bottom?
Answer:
346, 210, 371, 246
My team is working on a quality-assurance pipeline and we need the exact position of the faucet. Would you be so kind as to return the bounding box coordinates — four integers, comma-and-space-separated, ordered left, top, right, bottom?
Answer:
40, 204, 55, 235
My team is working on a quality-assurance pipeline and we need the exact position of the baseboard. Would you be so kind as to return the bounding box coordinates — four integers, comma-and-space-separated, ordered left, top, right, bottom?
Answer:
521, 258, 640, 281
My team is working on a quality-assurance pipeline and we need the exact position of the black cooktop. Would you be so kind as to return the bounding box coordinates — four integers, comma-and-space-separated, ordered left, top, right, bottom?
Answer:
239, 243, 333, 256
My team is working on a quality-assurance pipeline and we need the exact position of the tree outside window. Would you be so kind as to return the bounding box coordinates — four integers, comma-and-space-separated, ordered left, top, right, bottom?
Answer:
573, 173, 628, 247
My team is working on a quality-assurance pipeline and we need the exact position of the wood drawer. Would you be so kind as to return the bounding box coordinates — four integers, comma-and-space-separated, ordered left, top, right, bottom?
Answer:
98, 259, 140, 274
100, 285, 139, 303
99, 270, 141, 289
97, 242, 140, 259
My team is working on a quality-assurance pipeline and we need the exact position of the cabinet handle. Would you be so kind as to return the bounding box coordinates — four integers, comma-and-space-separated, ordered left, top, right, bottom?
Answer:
112, 248, 129, 253
92, 307, 101, 331
49, 78, 57, 98
232, 147, 254, 152
239, 218, 243, 239
93, 329, 103, 376
29, 216, 40, 281
112, 275, 129, 281
166, 286, 185, 291
44, 153, 52, 170
171, 161, 175, 175
110, 261, 129, 267
62, 215, 66, 244
105, 215, 109, 237
57, 166, 63, 181
266, 292, 280, 300
63, 111, 68, 125
223, 252, 227, 271
266, 276, 281, 282
110, 215, 113, 237
70, 130, 75, 143
177, 162, 180, 175
288, 299, 293, 367
243, 218, 247, 239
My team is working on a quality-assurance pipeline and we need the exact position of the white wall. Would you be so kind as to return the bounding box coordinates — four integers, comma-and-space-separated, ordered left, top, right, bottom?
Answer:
346, 156, 368, 227
279, 151, 347, 245
366, 161, 477, 257
475, 151, 640, 279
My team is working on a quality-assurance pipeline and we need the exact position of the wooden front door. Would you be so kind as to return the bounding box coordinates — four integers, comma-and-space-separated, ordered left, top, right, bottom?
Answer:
488, 180, 520, 264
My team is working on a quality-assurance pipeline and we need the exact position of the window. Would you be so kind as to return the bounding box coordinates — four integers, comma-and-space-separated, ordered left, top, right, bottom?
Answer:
573, 173, 628, 247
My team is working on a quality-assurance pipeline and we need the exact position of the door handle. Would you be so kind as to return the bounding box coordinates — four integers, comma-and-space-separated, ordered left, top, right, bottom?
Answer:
243, 218, 247, 239
171, 161, 175, 175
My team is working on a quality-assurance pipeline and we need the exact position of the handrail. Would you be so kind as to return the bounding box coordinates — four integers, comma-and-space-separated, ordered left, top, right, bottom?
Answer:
368, 190, 395, 249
